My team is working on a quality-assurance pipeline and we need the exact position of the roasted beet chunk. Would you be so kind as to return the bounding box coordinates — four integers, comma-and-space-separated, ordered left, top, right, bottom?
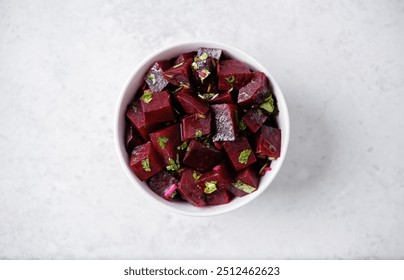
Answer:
199, 162, 233, 190
148, 171, 179, 201
211, 104, 238, 142
197, 47, 223, 61
126, 101, 159, 141
175, 51, 196, 64
183, 140, 223, 171
125, 123, 144, 153
174, 88, 209, 115
164, 59, 192, 87
237, 72, 270, 108
205, 189, 231, 205
144, 61, 170, 93
129, 141, 164, 181
140, 90, 175, 125
178, 168, 206, 207
242, 108, 268, 133
150, 124, 182, 166
181, 113, 211, 141
223, 137, 257, 171
191, 58, 217, 94
229, 167, 259, 197
255, 125, 281, 160
217, 60, 252, 91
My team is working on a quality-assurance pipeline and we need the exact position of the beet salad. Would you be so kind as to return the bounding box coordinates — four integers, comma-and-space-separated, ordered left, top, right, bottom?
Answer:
125, 47, 281, 207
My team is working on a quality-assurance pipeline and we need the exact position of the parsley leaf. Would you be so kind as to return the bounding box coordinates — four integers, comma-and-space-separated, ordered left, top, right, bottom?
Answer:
234, 180, 256, 193
195, 129, 203, 138
193, 171, 202, 181
177, 141, 188, 151
157, 136, 169, 149
147, 74, 156, 85
141, 158, 151, 172
259, 94, 275, 113
166, 157, 180, 172
141, 90, 153, 103
238, 149, 252, 164
204, 181, 217, 194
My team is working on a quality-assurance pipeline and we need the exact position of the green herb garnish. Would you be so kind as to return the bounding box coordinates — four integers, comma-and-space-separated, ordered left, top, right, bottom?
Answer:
141, 90, 153, 103
191, 62, 199, 70
200, 53, 208, 60
141, 158, 151, 172
179, 82, 190, 89
259, 94, 275, 113
234, 180, 256, 193
173, 62, 184, 69
195, 129, 203, 138
197, 114, 206, 119
239, 120, 247, 131
147, 74, 156, 85
177, 141, 188, 151
132, 105, 137, 113
259, 163, 268, 175
193, 171, 202, 181
170, 191, 177, 198
225, 76, 235, 84
238, 149, 252, 164
166, 157, 180, 172
157, 136, 169, 149
204, 181, 217, 194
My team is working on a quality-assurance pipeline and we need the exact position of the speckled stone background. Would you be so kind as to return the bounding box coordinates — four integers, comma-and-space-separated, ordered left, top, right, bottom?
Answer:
1, 0, 404, 259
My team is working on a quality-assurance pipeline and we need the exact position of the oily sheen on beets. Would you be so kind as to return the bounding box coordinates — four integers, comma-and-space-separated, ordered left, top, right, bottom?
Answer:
125, 47, 281, 207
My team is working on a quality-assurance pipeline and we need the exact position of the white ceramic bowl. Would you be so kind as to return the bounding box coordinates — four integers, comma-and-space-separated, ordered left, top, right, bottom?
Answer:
114, 41, 290, 216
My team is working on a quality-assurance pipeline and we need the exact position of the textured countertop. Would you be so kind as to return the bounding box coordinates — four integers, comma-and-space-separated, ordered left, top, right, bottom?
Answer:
1, 0, 403, 259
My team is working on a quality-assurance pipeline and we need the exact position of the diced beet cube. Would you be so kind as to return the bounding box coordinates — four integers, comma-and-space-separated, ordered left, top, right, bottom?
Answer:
164, 58, 192, 87
217, 60, 252, 91
191, 58, 218, 94
205, 189, 231, 205
255, 125, 281, 160
178, 168, 206, 207
199, 162, 233, 190
223, 137, 257, 171
209, 91, 233, 104
213, 141, 224, 150
149, 123, 182, 166
148, 171, 179, 201
174, 88, 209, 115
237, 72, 270, 108
144, 61, 170, 93
140, 90, 175, 125
242, 108, 268, 133
129, 141, 164, 181
229, 167, 259, 197
183, 140, 223, 171
211, 104, 238, 142
181, 113, 211, 141
125, 123, 144, 153
175, 51, 196, 64
197, 47, 223, 61
126, 101, 160, 141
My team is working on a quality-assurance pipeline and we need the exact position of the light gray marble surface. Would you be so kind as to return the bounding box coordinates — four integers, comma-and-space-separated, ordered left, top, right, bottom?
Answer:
1, 0, 404, 259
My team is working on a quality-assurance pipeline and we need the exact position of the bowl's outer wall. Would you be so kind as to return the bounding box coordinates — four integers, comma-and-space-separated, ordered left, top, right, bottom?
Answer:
115, 41, 290, 216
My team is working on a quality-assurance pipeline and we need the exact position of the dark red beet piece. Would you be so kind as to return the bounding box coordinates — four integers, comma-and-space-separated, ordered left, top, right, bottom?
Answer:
125, 123, 144, 153
183, 140, 223, 171
129, 141, 164, 181
229, 167, 259, 197
217, 60, 252, 91
149, 123, 182, 166
242, 108, 268, 133
255, 125, 281, 160
164, 58, 193, 87
140, 90, 175, 125
205, 189, 231, 205
178, 168, 206, 207
174, 88, 209, 115
223, 137, 257, 171
199, 162, 233, 190
148, 171, 179, 201
213, 141, 224, 150
209, 91, 234, 104
197, 47, 223, 61
211, 103, 238, 142
144, 61, 170, 93
237, 72, 270, 108
181, 113, 211, 141
126, 101, 159, 141
175, 51, 196, 64
191, 58, 218, 94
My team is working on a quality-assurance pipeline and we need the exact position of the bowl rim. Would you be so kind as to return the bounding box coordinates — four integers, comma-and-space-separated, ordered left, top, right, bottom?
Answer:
114, 40, 290, 216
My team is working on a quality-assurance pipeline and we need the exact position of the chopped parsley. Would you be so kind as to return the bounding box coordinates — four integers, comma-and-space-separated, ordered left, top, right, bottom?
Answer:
193, 171, 202, 181
157, 136, 169, 149
195, 129, 203, 138
198, 93, 218, 100
179, 82, 190, 89
141, 158, 151, 172
166, 157, 180, 172
177, 141, 188, 151
170, 191, 177, 198
225, 76, 235, 84
173, 62, 184, 68
204, 181, 217, 194
132, 105, 137, 113
197, 114, 206, 119
238, 149, 252, 164
259, 94, 275, 113
147, 73, 156, 85
234, 180, 256, 193
239, 119, 247, 131
191, 62, 199, 70
259, 163, 268, 175
141, 90, 153, 103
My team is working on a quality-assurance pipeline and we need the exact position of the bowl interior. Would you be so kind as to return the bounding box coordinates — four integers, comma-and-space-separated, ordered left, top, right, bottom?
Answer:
115, 41, 289, 216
